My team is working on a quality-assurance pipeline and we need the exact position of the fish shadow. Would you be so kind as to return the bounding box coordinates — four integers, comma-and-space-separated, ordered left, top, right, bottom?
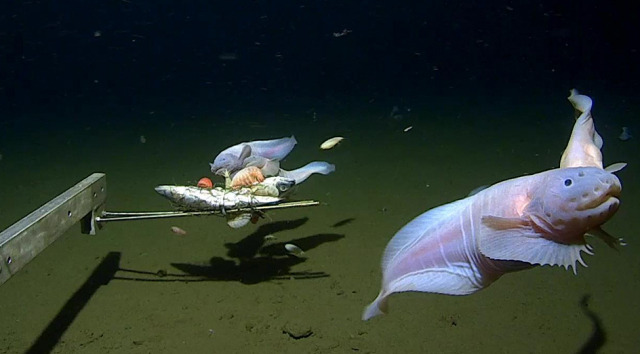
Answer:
171, 255, 321, 285
171, 217, 344, 284
225, 217, 309, 259
332, 217, 355, 228
576, 294, 607, 354
258, 233, 344, 257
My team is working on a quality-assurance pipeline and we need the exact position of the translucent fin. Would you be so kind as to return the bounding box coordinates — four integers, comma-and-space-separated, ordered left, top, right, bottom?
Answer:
362, 265, 480, 321
605, 162, 627, 173
479, 215, 591, 274
279, 161, 335, 184
586, 227, 627, 250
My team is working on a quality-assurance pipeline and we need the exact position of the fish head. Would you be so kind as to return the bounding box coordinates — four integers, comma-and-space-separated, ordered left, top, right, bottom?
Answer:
211, 144, 253, 176
211, 153, 242, 176
526, 167, 621, 244
273, 177, 296, 193
254, 177, 296, 197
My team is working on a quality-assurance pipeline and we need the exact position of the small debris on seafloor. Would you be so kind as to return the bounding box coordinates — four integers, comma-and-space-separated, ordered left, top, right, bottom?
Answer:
140, 135, 147, 144
282, 321, 313, 339
170, 226, 187, 235
284, 243, 305, 257
320, 137, 344, 150
619, 127, 632, 141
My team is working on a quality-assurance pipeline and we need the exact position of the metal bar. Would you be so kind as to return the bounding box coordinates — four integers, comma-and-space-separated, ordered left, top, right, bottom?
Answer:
95, 200, 320, 223
0, 173, 107, 285
102, 211, 187, 216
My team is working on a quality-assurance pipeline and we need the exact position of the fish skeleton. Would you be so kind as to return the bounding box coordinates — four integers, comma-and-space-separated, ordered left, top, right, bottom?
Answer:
363, 89, 626, 321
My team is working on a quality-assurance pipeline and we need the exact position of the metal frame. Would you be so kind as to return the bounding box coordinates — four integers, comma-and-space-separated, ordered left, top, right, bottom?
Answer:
0, 173, 107, 285
0, 172, 320, 286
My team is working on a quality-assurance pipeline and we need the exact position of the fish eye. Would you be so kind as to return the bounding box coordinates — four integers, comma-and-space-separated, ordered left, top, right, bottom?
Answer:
564, 179, 573, 187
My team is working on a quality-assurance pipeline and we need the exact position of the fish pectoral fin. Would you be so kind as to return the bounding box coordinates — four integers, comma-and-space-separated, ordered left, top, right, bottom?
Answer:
479, 215, 592, 274
586, 227, 627, 250
239, 144, 252, 161
604, 162, 627, 173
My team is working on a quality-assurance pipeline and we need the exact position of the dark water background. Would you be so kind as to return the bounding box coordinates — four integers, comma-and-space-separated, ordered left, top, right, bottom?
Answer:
1, 1, 639, 353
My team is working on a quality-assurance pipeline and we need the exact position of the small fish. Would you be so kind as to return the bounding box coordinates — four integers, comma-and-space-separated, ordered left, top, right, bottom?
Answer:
170, 226, 187, 235
320, 137, 344, 150
403, 126, 413, 132
284, 243, 305, 257
264, 234, 277, 241
619, 127, 632, 141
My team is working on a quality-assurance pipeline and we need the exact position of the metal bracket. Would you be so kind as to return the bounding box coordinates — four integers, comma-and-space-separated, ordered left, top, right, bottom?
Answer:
0, 172, 321, 286
0, 173, 107, 285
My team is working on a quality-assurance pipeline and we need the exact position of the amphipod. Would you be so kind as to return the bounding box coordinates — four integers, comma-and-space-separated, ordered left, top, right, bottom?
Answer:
230, 166, 265, 188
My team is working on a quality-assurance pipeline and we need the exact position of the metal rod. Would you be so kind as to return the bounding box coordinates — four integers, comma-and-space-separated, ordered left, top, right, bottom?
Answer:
96, 200, 320, 223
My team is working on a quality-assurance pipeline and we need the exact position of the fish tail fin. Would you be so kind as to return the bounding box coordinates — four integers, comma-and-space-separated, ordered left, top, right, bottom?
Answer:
362, 292, 389, 321
280, 161, 335, 184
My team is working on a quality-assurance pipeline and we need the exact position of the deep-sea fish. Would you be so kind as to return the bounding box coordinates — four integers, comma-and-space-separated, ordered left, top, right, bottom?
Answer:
560, 89, 603, 169
363, 90, 626, 321
210, 136, 297, 176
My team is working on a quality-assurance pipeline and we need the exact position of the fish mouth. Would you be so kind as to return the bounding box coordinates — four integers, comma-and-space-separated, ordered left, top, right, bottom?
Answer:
213, 167, 228, 176
579, 193, 620, 211
577, 174, 622, 211
581, 196, 620, 225
209, 163, 227, 176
